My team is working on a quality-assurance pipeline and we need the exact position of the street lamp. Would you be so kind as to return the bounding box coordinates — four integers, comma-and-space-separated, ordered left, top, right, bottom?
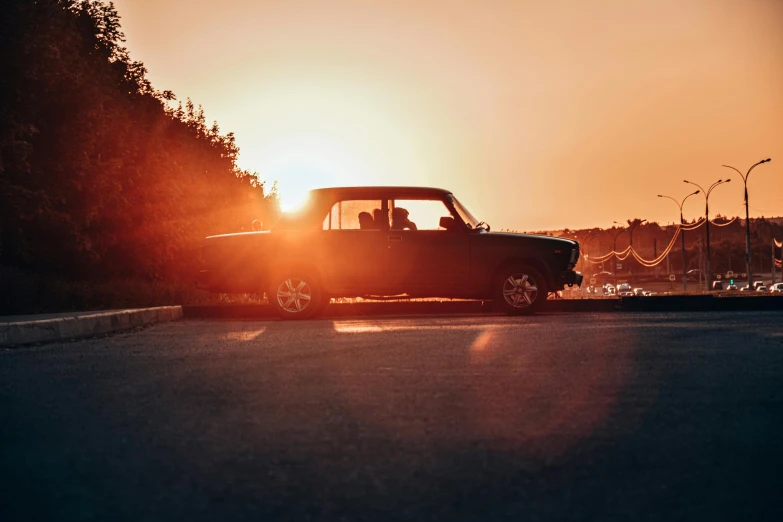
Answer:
658, 190, 700, 292
721, 158, 771, 288
611, 222, 625, 289
581, 231, 599, 273
629, 219, 647, 247
610, 220, 646, 288
628, 219, 646, 285
684, 178, 731, 290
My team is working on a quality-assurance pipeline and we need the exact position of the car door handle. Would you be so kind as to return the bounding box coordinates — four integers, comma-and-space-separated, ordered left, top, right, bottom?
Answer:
388, 236, 402, 242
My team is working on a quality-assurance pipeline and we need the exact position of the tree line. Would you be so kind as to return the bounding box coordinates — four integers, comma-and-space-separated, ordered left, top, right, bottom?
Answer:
1, 0, 277, 312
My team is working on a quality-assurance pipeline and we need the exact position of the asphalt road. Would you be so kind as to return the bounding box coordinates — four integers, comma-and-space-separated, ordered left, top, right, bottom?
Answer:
2, 312, 783, 521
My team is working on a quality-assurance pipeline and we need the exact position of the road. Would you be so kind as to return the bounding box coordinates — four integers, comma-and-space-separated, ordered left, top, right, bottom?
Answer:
2, 312, 783, 521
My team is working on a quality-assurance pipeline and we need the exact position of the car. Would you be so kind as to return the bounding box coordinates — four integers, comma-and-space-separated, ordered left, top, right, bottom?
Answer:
198, 186, 583, 318
632, 288, 645, 296
727, 284, 738, 291
770, 283, 783, 293
712, 281, 724, 291
739, 285, 750, 291
752, 281, 766, 291
588, 285, 615, 296
756, 285, 768, 292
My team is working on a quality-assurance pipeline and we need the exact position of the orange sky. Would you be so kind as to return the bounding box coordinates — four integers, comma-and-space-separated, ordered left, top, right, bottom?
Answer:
112, 0, 783, 231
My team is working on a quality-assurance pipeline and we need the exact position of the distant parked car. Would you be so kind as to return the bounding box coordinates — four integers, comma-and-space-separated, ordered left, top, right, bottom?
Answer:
632, 288, 645, 296
727, 284, 738, 291
756, 285, 768, 292
752, 281, 766, 291
712, 281, 723, 291
770, 283, 783, 293
739, 285, 750, 291
593, 284, 617, 296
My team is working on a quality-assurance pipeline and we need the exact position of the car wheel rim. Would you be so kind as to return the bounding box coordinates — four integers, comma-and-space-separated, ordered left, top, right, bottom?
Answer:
276, 278, 312, 313
502, 273, 538, 308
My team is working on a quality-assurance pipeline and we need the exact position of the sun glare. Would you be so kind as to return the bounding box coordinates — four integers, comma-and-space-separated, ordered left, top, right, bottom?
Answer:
233, 76, 432, 214
256, 133, 373, 212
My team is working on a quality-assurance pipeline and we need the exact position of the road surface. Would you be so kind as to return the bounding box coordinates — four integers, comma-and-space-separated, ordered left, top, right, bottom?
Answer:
2, 312, 783, 521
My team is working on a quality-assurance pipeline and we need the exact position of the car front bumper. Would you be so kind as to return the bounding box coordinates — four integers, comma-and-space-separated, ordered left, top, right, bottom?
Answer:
558, 270, 583, 287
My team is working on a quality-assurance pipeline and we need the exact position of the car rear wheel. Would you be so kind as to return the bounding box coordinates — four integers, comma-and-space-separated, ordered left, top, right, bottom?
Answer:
493, 264, 547, 315
270, 271, 323, 320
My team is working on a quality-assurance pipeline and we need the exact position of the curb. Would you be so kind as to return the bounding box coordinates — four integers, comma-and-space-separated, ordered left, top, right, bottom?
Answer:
619, 295, 783, 312
183, 299, 621, 319
0, 306, 183, 347
182, 295, 783, 319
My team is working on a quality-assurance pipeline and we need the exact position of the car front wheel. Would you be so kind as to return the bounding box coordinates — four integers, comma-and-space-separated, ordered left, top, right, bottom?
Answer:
494, 265, 547, 315
270, 271, 323, 320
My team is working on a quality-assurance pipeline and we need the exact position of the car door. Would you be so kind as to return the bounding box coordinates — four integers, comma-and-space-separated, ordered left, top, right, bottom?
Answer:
385, 198, 470, 295
317, 198, 387, 295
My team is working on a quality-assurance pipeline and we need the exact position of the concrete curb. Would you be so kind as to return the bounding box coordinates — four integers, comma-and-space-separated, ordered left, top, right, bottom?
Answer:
182, 295, 783, 319
183, 299, 621, 319
0, 306, 183, 347
619, 295, 783, 312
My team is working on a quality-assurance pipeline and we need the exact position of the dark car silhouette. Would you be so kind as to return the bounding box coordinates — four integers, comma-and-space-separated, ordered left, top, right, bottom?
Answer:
198, 187, 583, 319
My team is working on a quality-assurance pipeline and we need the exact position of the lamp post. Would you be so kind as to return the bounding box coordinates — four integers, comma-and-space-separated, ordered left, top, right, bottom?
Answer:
611, 223, 626, 290
610, 220, 646, 288
658, 190, 700, 292
581, 231, 599, 274
628, 219, 646, 285
721, 158, 771, 289
629, 219, 647, 247
684, 178, 731, 290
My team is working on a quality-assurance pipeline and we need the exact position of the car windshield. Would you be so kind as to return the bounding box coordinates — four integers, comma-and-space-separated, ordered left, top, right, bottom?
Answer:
449, 194, 480, 229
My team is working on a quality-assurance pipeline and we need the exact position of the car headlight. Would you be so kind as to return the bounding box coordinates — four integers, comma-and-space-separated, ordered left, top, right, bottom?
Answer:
568, 245, 579, 268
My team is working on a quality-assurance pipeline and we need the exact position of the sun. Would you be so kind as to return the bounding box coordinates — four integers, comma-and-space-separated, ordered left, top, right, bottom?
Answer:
253, 132, 373, 212
232, 75, 430, 213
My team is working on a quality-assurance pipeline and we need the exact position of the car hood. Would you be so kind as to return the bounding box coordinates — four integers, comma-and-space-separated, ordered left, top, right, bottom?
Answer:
206, 231, 270, 240
487, 231, 578, 248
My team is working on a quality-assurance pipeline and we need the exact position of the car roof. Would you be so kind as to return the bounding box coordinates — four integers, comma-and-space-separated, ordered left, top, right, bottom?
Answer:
308, 186, 453, 199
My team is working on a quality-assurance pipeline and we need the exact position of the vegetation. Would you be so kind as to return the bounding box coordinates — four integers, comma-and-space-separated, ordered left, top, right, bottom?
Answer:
0, 1, 278, 314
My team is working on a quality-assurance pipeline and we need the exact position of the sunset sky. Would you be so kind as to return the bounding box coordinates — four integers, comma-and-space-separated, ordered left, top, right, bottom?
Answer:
112, 0, 782, 231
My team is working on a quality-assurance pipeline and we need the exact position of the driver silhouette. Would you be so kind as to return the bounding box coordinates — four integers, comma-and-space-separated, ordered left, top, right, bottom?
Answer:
391, 207, 417, 231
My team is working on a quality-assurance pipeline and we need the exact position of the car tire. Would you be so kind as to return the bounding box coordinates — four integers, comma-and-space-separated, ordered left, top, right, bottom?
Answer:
269, 270, 323, 320
493, 264, 547, 315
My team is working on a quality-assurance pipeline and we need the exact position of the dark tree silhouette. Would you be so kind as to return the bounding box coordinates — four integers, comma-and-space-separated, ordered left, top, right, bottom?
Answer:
0, 0, 277, 310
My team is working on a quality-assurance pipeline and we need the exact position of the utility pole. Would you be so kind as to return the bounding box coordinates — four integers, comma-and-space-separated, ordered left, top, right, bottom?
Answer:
773, 239, 776, 285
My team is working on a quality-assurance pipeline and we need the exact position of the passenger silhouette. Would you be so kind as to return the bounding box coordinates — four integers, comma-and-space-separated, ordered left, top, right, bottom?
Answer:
373, 208, 387, 229
358, 211, 375, 230
391, 207, 417, 230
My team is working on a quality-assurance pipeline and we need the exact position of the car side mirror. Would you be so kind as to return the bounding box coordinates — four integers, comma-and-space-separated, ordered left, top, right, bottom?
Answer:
439, 216, 457, 231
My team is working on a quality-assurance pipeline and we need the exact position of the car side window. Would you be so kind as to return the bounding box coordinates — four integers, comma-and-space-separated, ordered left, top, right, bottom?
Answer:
324, 200, 384, 230
390, 199, 455, 231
